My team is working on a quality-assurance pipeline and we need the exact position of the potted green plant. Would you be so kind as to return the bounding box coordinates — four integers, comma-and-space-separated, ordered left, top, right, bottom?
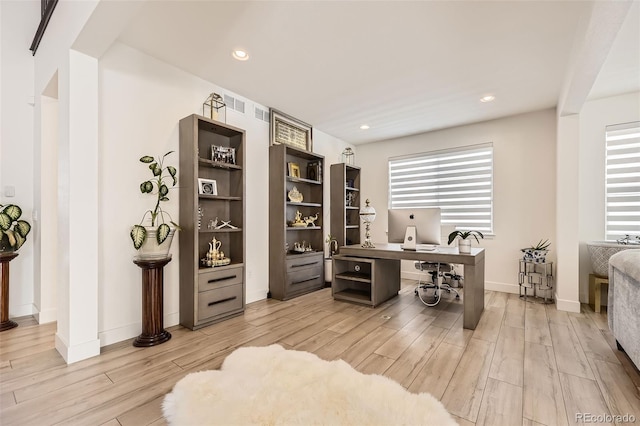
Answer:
521, 239, 550, 263
0, 204, 31, 252
130, 151, 180, 259
448, 230, 484, 254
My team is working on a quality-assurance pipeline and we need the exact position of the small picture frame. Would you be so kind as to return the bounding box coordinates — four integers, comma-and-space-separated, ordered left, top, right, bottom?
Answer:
288, 162, 301, 178
211, 145, 236, 165
198, 178, 218, 195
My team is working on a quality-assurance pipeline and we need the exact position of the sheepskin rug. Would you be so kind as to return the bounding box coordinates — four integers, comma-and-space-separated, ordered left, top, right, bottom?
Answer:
163, 344, 457, 425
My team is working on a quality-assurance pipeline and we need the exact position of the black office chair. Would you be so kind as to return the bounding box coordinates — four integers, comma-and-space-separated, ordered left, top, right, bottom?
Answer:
414, 261, 460, 307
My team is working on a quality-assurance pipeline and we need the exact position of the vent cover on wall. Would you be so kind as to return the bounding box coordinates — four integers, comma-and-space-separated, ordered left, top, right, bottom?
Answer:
254, 107, 270, 123
224, 94, 245, 114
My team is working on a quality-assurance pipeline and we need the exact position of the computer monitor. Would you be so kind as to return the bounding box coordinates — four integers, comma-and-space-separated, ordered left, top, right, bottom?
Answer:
388, 208, 441, 251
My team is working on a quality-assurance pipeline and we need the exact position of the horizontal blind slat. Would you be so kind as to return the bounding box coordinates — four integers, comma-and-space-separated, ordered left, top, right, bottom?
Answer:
605, 122, 640, 241
389, 144, 493, 232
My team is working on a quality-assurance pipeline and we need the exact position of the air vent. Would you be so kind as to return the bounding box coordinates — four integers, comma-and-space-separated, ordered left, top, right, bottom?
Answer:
254, 107, 270, 123
223, 94, 246, 114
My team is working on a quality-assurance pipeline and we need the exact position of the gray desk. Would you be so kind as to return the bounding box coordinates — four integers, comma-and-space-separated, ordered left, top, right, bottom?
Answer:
339, 243, 485, 330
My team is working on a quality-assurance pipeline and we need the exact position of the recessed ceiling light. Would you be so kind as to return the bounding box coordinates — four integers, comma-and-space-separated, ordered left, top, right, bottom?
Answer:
480, 95, 495, 103
360, 124, 370, 130
232, 49, 249, 61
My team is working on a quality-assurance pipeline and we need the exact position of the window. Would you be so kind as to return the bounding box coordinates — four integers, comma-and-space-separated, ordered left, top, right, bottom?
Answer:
388, 143, 493, 232
605, 122, 640, 241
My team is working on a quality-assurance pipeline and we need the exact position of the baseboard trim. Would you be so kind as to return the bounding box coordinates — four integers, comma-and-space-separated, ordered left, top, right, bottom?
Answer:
486, 281, 519, 294
55, 334, 100, 364
555, 296, 581, 313
401, 272, 518, 294
247, 288, 268, 304
35, 307, 57, 324
11, 303, 36, 318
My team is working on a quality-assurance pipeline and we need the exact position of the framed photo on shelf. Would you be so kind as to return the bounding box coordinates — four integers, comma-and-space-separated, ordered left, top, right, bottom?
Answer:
270, 108, 313, 152
287, 162, 301, 178
198, 178, 218, 195
211, 145, 236, 164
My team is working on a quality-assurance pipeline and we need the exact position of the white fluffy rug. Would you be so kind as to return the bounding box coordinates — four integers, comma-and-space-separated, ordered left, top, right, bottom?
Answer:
163, 344, 457, 425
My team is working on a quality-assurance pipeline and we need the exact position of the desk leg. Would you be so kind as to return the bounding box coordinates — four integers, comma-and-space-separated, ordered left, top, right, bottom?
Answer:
463, 260, 485, 329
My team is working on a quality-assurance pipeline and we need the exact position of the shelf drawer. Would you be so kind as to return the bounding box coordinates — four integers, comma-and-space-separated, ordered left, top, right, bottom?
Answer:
197, 284, 243, 322
286, 266, 323, 295
198, 266, 243, 293
286, 253, 323, 272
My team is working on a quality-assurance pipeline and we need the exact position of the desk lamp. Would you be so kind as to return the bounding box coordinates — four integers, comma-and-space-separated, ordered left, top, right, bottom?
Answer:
360, 199, 376, 248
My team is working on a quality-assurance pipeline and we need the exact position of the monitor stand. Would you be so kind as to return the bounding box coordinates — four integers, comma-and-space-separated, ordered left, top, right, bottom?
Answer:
401, 226, 417, 251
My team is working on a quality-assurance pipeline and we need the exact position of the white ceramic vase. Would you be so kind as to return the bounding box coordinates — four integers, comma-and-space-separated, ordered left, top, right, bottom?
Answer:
136, 227, 176, 260
458, 239, 471, 254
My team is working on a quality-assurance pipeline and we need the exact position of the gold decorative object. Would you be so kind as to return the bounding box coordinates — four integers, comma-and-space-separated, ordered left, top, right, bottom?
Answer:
288, 187, 303, 203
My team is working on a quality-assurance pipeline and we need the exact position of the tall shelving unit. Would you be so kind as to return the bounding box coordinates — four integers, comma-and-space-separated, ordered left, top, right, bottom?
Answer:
178, 114, 246, 330
330, 163, 361, 247
269, 144, 325, 300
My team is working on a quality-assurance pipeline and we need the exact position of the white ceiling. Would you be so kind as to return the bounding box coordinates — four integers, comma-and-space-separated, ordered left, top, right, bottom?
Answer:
116, 1, 640, 145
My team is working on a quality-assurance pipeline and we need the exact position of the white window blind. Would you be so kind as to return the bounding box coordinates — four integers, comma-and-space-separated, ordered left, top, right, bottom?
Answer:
388, 143, 493, 232
605, 122, 640, 241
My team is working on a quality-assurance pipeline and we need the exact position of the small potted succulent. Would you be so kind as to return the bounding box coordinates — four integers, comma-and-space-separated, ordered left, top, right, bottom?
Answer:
130, 151, 180, 259
0, 204, 31, 252
521, 239, 550, 263
448, 230, 484, 254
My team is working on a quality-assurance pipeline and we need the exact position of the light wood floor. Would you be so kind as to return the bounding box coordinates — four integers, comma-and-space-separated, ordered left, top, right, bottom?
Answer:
1, 282, 639, 426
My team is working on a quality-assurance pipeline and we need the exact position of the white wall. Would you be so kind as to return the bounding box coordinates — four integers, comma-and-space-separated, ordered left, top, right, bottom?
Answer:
98, 42, 353, 346
0, 0, 39, 317
357, 109, 558, 294
578, 91, 640, 302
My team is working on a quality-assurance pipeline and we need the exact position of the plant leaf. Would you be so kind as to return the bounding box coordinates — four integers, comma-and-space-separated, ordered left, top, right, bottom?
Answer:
131, 225, 147, 250
163, 150, 175, 158
3, 204, 21, 221
160, 196, 169, 202
14, 232, 25, 250
159, 184, 169, 197
0, 212, 10, 231
140, 156, 154, 163
5, 229, 16, 248
170, 221, 182, 231
447, 231, 460, 245
157, 223, 170, 245
140, 181, 153, 193
167, 166, 177, 178
15, 220, 31, 238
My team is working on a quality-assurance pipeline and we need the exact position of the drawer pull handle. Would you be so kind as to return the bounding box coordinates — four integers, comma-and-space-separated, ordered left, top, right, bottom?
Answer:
208, 275, 237, 284
291, 262, 318, 268
208, 296, 237, 306
292, 275, 321, 285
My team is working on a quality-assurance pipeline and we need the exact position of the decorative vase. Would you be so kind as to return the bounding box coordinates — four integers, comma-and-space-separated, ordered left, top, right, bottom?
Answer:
136, 227, 176, 260
522, 249, 548, 263
458, 239, 471, 254
324, 258, 333, 283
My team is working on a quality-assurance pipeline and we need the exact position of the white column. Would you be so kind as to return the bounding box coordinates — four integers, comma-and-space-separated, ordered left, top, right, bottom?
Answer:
555, 114, 581, 313
35, 94, 59, 324
55, 49, 100, 363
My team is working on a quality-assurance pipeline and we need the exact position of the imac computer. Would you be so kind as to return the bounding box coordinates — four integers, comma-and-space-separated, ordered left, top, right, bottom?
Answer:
388, 208, 441, 251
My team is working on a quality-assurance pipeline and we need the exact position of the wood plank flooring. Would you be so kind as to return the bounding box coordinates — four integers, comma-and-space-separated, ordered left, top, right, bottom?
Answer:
1, 282, 639, 426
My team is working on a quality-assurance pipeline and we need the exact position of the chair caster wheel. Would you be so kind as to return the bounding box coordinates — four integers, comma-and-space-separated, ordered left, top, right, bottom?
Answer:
456, 294, 460, 299
414, 289, 418, 296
